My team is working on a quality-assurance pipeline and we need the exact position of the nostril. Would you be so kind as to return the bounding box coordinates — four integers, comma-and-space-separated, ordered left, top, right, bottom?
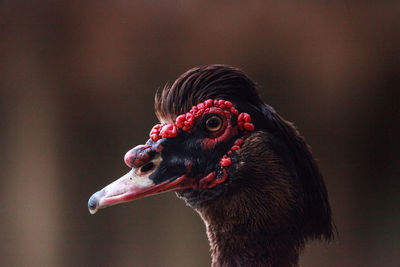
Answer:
140, 162, 154, 173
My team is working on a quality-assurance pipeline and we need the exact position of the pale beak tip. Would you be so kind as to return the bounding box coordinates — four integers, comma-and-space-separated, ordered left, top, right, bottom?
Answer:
88, 193, 99, 214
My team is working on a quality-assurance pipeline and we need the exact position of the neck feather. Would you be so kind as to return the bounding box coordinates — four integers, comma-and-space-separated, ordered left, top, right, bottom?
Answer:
197, 188, 302, 267
193, 130, 331, 266
194, 131, 307, 266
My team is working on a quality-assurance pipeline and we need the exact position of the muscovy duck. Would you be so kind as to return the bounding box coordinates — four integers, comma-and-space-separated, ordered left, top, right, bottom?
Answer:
88, 65, 333, 266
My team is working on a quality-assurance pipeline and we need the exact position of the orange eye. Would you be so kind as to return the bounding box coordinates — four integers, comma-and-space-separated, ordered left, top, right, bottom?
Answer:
205, 116, 223, 132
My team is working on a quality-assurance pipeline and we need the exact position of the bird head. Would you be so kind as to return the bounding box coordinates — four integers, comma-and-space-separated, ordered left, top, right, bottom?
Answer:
88, 65, 333, 242
88, 98, 257, 212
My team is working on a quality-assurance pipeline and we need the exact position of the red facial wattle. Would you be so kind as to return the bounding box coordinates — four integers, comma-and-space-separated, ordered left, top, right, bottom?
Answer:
150, 124, 178, 142
237, 112, 255, 131
147, 99, 254, 188
88, 99, 255, 214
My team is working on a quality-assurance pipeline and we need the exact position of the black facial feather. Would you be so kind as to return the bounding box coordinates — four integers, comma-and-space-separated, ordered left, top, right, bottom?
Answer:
151, 119, 237, 203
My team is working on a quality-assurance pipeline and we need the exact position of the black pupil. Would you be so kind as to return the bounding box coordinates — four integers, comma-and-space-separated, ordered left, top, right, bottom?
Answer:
207, 117, 220, 131
141, 162, 154, 173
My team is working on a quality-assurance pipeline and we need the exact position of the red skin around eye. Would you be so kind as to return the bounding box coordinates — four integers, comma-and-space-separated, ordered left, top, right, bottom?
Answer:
176, 99, 235, 133
199, 106, 238, 150
204, 99, 213, 107
147, 99, 255, 188
201, 121, 238, 150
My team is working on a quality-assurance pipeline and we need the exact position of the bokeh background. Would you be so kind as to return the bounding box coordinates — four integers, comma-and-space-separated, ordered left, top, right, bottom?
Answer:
1, 1, 399, 266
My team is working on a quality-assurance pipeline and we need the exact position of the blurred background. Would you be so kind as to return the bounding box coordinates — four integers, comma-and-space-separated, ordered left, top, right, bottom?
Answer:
1, 1, 399, 266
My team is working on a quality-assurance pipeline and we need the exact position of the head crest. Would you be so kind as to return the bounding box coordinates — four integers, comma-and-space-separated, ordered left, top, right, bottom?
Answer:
155, 64, 263, 123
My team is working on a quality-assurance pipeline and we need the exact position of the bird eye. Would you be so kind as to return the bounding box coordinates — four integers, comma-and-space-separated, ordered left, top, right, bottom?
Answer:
205, 116, 223, 132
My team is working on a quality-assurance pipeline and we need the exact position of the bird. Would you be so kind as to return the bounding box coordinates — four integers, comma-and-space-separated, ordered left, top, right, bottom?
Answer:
88, 64, 333, 267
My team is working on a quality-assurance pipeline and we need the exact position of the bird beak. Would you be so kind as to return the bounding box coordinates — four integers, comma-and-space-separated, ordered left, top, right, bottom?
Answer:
88, 161, 192, 214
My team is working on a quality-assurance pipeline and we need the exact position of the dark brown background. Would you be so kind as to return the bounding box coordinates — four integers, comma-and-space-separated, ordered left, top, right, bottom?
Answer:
1, 1, 399, 266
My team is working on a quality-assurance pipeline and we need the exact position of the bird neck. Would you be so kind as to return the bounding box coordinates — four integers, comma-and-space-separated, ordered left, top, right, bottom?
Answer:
196, 190, 300, 267
194, 131, 307, 266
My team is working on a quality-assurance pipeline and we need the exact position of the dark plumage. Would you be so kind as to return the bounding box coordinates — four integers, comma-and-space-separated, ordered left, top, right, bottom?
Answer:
89, 64, 333, 266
